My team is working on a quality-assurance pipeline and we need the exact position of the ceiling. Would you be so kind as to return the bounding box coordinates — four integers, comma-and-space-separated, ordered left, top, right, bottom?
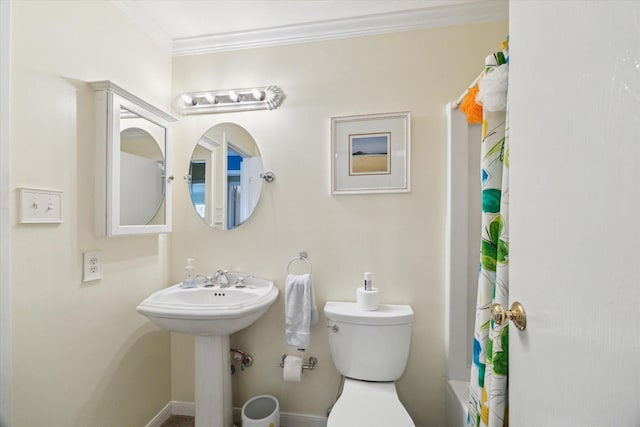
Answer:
113, 0, 508, 55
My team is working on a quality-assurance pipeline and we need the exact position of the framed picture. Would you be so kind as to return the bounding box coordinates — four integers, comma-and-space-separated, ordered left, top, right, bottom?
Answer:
331, 111, 410, 194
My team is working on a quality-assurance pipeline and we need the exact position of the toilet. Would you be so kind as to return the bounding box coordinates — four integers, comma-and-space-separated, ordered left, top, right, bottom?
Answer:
324, 301, 415, 427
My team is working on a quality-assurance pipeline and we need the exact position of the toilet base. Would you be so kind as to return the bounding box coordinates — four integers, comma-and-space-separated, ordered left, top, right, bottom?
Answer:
327, 378, 415, 427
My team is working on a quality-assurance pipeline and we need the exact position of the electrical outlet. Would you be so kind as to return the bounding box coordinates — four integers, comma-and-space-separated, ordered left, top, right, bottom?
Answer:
83, 251, 103, 282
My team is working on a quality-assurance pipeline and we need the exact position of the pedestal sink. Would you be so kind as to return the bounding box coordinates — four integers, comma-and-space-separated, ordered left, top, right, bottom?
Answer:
136, 274, 279, 427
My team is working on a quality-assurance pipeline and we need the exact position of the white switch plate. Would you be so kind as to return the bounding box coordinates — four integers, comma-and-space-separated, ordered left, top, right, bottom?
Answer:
83, 251, 103, 282
19, 188, 62, 223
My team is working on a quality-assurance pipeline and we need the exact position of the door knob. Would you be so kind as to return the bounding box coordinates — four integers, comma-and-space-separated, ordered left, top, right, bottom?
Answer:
491, 301, 527, 331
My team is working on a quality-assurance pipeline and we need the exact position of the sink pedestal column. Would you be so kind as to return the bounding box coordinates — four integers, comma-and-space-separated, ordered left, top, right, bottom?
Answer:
194, 335, 232, 427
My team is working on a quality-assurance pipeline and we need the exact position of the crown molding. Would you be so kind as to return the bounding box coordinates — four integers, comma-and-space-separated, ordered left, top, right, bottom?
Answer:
112, 0, 508, 57
172, 2, 507, 56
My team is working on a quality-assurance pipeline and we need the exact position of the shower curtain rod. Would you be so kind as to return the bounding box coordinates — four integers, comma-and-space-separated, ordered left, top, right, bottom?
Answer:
451, 70, 484, 109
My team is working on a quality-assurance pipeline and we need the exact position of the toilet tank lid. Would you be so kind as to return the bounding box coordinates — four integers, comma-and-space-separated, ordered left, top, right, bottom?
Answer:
324, 301, 414, 325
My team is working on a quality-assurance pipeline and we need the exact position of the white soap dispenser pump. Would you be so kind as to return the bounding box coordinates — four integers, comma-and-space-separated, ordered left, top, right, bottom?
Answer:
182, 258, 196, 288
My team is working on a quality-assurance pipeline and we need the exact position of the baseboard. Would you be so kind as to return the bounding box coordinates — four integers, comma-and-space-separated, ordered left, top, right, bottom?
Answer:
172, 401, 196, 416
145, 401, 194, 427
236, 407, 327, 427
280, 411, 327, 427
144, 402, 172, 427
147, 401, 327, 427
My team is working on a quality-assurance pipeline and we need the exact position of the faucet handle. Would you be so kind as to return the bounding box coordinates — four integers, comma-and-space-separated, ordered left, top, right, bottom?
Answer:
235, 275, 253, 287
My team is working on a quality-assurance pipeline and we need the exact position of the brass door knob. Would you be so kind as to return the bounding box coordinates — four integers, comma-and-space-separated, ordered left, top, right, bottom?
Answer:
491, 301, 527, 331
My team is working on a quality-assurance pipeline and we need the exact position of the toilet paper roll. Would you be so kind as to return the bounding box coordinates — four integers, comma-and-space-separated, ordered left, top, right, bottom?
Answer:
356, 286, 380, 311
282, 355, 303, 382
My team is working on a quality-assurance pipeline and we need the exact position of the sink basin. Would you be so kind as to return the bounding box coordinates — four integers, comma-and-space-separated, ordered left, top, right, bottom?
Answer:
136, 274, 279, 336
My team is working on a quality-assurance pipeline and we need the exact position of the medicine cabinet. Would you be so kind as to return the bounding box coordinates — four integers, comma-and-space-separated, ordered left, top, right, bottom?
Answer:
90, 81, 176, 236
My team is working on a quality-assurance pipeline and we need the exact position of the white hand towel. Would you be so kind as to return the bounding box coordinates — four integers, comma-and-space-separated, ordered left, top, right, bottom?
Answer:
285, 273, 318, 349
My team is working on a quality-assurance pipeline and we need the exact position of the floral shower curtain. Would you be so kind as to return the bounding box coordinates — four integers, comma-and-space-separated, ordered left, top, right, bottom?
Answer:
466, 40, 510, 427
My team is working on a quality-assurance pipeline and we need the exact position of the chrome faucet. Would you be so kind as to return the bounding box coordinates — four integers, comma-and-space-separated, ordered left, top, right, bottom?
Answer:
214, 269, 230, 287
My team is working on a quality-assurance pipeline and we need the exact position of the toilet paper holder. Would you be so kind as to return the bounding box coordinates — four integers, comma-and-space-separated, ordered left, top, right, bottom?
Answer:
279, 354, 318, 371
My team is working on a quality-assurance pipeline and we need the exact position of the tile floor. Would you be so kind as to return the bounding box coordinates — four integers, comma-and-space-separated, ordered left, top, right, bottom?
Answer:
159, 415, 195, 427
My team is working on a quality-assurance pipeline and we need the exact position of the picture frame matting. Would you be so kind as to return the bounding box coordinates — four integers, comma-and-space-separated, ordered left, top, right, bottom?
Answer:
331, 111, 410, 194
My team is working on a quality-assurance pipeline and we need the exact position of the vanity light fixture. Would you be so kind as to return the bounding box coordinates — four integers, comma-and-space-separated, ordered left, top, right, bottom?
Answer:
174, 85, 285, 115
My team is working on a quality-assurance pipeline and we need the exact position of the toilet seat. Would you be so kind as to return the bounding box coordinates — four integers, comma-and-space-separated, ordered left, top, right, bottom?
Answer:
327, 378, 415, 427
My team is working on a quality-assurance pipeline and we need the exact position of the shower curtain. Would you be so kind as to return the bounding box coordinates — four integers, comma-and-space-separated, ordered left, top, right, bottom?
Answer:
467, 40, 510, 427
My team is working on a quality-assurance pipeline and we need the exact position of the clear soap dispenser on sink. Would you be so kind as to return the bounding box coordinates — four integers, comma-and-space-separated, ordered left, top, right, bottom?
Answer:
181, 258, 196, 288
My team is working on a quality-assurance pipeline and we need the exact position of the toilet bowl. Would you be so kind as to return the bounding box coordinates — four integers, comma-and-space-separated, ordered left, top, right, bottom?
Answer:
324, 301, 415, 427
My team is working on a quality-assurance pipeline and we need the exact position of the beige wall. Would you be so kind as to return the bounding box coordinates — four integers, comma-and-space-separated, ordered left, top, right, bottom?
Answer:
171, 22, 507, 426
11, 1, 172, 425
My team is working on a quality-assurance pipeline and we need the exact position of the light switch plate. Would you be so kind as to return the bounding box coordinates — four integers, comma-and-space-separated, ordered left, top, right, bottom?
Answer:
19, 188, 63, 223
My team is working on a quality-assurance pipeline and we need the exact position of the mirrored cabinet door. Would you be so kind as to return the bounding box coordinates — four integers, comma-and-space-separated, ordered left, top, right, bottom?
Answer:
91, 81, 176, 236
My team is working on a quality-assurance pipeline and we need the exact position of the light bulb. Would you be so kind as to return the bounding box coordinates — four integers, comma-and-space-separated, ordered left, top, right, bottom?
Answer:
204, 93, 217, 104
181, 93, 196, 106
252, 88, 265, 101
228, 90, 239, 102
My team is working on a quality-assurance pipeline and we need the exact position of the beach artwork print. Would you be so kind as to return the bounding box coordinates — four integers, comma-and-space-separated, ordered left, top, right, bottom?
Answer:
349, 132, 391, 175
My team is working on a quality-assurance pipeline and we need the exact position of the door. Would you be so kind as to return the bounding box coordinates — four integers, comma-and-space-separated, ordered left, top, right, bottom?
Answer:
240, 156, 262, 223
0, 1, 10, 424
509, 2, 640, 425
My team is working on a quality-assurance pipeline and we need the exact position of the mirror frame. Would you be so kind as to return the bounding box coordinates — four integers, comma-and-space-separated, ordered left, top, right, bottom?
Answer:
90, 81, 176, 236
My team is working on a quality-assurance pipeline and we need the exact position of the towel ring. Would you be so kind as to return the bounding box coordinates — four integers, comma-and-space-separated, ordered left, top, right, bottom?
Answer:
287, 251, 312, 275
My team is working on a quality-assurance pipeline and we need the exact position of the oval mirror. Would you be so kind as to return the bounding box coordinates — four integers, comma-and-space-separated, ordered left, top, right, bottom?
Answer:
120, 124, 166, 226
187, 123, 263, 230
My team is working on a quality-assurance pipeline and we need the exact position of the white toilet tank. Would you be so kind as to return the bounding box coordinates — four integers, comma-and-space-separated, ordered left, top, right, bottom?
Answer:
324, 301, 414, 381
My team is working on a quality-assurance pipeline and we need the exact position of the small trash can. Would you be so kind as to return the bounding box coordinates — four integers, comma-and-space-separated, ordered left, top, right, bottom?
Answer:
241, 394, 280, 427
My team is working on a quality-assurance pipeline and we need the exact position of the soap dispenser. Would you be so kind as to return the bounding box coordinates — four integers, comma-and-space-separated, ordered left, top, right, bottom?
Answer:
182, 258, 196, 288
